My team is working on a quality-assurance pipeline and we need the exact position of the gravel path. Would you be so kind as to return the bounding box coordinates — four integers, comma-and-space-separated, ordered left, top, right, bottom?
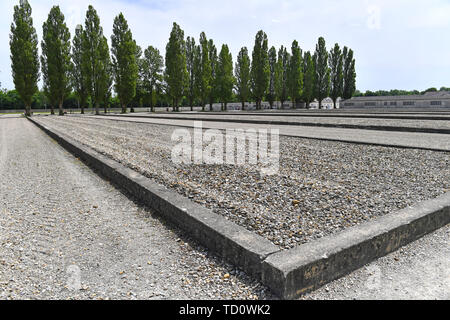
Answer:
0, 118, 273, 300
36, 116, 450, 250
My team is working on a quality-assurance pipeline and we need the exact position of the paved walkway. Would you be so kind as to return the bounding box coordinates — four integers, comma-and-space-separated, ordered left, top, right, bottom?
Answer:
0, 118, 271, 299
91, 115, 450, 152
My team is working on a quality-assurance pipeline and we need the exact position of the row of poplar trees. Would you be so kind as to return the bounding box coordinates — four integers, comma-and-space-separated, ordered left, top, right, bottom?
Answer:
9, 1, 356, 117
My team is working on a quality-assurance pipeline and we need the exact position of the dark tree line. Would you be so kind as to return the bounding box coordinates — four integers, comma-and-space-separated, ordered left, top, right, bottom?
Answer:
8, 1, 358, 116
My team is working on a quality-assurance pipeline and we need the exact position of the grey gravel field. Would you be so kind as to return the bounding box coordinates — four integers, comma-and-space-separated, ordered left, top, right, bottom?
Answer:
0, 118, 274, 300
36, 116, 450, 250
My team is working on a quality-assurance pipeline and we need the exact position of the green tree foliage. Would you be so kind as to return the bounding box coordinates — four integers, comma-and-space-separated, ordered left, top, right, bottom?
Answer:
251, 30, 269, 110
165, 22, 187, 112
275, 46, 289, 108
267, 46, 277, 108
41, 5, 72, 116
82, 5, 110, 115
216, 44, 234, 110
234, 47, 251, 110
287, 40, 303, 108
329, 43, 344, 108
10, 0, 40, 116
185, 36, 196, 111
72, 25, 89, 114
314, 37, 330, 109
111, 13, 138, 114
197, 32, 211, 111
208, 39, 218, 111
342, 46, 356, 99
302, 51, 315, 108
142, 46, 164, 112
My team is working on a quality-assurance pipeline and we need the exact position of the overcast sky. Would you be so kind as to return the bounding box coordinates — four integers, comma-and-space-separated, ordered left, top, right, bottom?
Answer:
1, 0, 449, 92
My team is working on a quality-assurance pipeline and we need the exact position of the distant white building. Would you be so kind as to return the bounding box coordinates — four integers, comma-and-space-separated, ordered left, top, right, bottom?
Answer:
341, 91, 450, 109
308, 97, 341, 109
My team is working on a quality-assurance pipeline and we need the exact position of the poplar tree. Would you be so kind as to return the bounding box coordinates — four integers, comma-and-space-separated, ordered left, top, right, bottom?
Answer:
142, 46, 164, 112
82, 5, 110, 115
186, 36, 196, 111
329, 43, 344, 108
314, 37, 330, 109
165, 22, 187, 112
343, 47, 356, 99
251, 30, 269, 110
302, 51, 315, 109
10, 0, 40, 117
234, 47, 251, 110
208, 39, 218, 111
216, 44, 234, 111
267, 46, 277, 108
287, 40, 303, 109
41, 5, 72, 116
275, 46, 289, 108
72, 25, 89, 114
111, 13, 138, 114
197, 32, 211, 111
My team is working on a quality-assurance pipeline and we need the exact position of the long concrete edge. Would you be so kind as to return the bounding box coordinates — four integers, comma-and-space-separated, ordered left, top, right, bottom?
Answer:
262, 192, 450, 299
27, 117, 281, 281
100, 113, 450, 134
91, 115, 450, 153
28, 116, 450, 300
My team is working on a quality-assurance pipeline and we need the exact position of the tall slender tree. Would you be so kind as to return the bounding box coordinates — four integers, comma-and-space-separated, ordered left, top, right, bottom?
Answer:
72, 24, 88, 114
142, 45, 164, 112
302, 51, 315, 109
267, 46, 277, 108
10, 0, 40, 117
234, 47, 251, 110
165, 22, 187, 112
111, 13, 138, 114
251, 30, 269, 110
329, 43, 344, 108
216, 44, 234, 111
342, 47, 356, 100
314, 37, 330, 109
41, 6, 72, 116
287, 40, 303, 109
275, 46, 289, 108
197, 32, 211, 111
82, 5, 110, 115
208, 39, 218, 111
185, 36, 196, 111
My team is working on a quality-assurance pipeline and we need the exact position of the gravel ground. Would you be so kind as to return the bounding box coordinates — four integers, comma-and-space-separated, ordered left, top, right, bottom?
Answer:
36, 116, 450, 250
114, 113, 450, 130
0, 118, 274, 300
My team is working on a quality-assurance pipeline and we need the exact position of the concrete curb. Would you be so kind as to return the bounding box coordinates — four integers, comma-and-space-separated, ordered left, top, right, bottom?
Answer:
28, 116, 450, 299
100, 114, 450, 134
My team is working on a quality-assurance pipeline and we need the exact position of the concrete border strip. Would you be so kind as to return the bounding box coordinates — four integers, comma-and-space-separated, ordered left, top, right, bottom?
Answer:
28, 116, 450, 299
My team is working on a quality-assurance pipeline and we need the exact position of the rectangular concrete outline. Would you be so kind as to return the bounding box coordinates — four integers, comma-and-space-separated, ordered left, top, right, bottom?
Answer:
100, 113, 450, 134
28, 116, 450, 299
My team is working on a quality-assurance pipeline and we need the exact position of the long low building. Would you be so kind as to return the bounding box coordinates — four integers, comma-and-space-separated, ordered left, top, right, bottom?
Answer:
341, 91, 450, 109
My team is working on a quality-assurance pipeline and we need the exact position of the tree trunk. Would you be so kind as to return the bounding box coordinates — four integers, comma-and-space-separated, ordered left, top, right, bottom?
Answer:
58, 100, 64, 116
50, 106, 55, 115
81, 106, 85, 114
241, 101, 245, 111
95, 102, 100, 115
121, 104, 127, 114
25, 105, 31, 117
